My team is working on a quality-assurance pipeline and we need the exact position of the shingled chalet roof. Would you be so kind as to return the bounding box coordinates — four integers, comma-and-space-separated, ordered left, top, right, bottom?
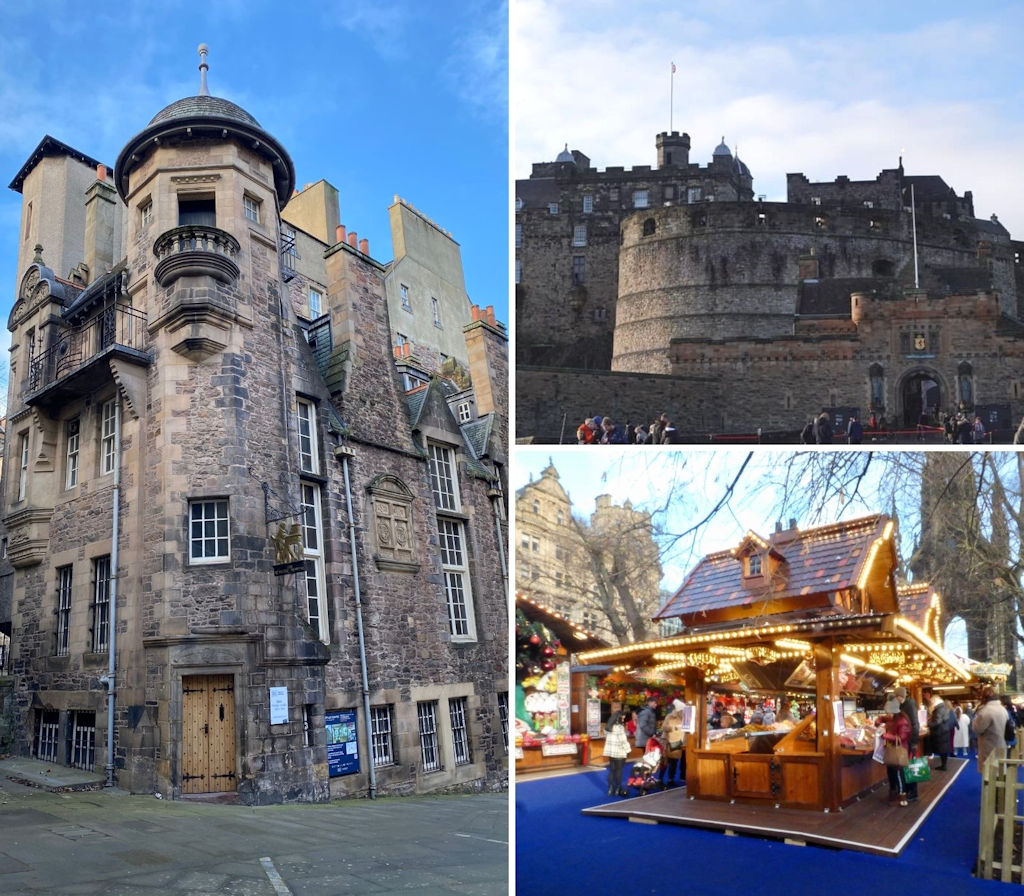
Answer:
655, 514, 898, 629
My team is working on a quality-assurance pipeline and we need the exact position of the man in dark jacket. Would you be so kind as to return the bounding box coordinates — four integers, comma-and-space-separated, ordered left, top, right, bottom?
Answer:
635, 696, 659, 748
813, 412, 833, 444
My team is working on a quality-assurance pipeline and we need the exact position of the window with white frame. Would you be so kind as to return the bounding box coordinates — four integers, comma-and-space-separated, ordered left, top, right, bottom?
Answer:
56, 565, 73, 657
548, 202, 559, 215
309, 287, 323, 318
17, 431, 28, 501
428, 444, 459, 512
400, 283, 411, 311
189, 499, 230, 563
417, 701, 441, 772
296, 398, 319, 474
633, 189, 649, 209
300, 482, 329, 642
370, 705, 396, 767
439, 519, 476, 640
431, 297, 442, 328
572, 224, 587, 247
582, 194, 593, 214
497, 691, 509, 752
449, 696, 472, 765
65, 418, 80, 489
515, 224, 522, 248
100, 398, 118, 475
687, 186, 702, 203
515, 258, 522, 284
457, 401, 472, 423
91, 555, 111, 652
243, 194, 261, 223
140, 199, 153, 228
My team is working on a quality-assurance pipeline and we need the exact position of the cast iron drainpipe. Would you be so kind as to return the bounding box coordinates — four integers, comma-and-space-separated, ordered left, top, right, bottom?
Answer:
104, 393, 122, 787
335, 443, 376, 799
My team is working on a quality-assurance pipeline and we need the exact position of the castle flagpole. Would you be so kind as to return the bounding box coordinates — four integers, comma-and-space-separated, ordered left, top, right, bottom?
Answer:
670, 61, 676, 131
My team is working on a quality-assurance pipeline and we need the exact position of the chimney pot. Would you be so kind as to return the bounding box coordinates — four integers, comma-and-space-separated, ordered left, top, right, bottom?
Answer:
358, 238, 369, 254
336, 224, 345, 244
347, 232, 357, 248
96, 164, 107, 182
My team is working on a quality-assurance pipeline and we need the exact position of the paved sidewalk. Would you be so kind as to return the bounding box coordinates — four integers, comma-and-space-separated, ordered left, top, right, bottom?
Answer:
0, 758, 508, 895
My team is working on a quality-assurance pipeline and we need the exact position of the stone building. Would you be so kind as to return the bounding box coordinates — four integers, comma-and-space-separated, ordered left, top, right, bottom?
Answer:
2, 50, 508, 803
515, 462, 661, 645
516, 131, 1024, 441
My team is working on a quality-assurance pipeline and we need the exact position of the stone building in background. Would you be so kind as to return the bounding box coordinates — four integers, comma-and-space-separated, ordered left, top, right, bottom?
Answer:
1, 49, 508, 803
515, 462, 662, 645
516, 132, 1024, 441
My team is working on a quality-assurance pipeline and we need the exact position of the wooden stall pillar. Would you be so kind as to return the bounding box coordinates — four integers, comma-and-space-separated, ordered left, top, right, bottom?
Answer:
685, 667, 706, 797
815, 640, 843, 812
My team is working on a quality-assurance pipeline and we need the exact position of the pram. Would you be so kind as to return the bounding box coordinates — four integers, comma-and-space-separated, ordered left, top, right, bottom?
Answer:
626, 736, 665, 794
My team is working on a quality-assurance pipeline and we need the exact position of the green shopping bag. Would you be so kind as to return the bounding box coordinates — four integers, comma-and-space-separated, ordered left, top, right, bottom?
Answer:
905, 756, 931, 783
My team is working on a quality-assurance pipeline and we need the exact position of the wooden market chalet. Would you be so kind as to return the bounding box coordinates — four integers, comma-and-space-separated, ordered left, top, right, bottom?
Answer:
578, 514, 973, 813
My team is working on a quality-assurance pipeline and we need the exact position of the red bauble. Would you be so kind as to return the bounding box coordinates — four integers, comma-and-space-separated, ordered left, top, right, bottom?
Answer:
529, 634, 541, 645
542, 645, 554, 656
542, 659, 555, 671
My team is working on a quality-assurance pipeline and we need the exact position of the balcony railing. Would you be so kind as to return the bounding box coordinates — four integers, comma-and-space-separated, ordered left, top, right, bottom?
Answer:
153, 224, 241, 287
28, 303, 149, 394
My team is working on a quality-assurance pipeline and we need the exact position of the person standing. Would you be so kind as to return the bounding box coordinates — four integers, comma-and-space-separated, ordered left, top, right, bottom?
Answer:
658, 700, 686, 787
922, 686, 950, 770
952, 702, 970, 758
973, 686, 1008, 771
635, 696, 659, 749
602, 710, 631, 797
878, 708, 912, 806
894, 686, 920, 802
813, 412, 833, 444
846, 414, 863, 444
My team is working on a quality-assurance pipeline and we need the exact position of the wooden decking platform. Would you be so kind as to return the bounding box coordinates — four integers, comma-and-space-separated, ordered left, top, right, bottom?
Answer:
582, 758, 967, 856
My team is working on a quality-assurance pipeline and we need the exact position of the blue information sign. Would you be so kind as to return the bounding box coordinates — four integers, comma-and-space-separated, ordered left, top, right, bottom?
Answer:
325, 709, 360, 777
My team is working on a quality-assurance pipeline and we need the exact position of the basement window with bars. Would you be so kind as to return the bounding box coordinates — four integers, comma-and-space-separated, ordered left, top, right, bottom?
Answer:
449, 696, 472, 766
417, 701, 441, 772
371, 705, 396, 767
34, 709, 59, 763
70, 711, 96, 771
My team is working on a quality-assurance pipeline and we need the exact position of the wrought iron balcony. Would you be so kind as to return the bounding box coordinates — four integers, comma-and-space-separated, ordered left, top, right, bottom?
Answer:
153, 224, 241, 287
26, 303, 150, 408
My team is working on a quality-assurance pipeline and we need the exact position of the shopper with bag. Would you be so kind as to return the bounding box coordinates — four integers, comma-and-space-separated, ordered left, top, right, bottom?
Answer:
878, 709, 911, 806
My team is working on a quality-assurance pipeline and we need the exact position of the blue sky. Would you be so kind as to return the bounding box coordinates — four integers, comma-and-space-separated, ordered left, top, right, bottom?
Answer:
0, 0, 508, 396
512, 0, 1024, 239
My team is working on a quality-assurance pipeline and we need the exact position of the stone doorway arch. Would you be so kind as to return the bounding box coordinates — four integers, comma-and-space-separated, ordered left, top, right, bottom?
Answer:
899, 368, 942, 427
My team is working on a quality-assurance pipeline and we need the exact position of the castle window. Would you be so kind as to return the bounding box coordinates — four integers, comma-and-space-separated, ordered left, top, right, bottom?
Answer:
17, 432, 28, 501
178, 195, 216, 227
633, 190, 649, 209
100, 398, 118, 476
189, 499, 230, 564
869, 364, 884, 407
400, 283, 411, 310
642, 218, 656, 237
432, 297, 442, 328
582, 194, 593, 214
958, 361, 974, 406
515, 258, 522, 284
309, 287, 323, 317
371, 705, 396, 767
417, 701, 441, 772
297, 398, 320, 474
515, 196, 523, 211
515, 224, 523, 248
664, 185, 675, 201
300, 482, 329, 642
572, 255, 585, 284
572, 225, 587, 247
457, 401, 472, 423
450, 697, 472, 765
548, 202, 559, 215
56, 565, 73, 657
65, 418, 80, 489
91, 555, 111, 652
243, 194, 262, 224
140, 199, 153, 228
687, 186, 702, 204
592, 307, 608, 322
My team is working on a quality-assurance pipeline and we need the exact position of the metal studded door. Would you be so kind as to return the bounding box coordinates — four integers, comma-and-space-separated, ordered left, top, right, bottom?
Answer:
181, 675, 237, 794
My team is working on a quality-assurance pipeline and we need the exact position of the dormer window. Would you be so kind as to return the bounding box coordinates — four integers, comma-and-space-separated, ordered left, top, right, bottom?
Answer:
746, 554, 762, 577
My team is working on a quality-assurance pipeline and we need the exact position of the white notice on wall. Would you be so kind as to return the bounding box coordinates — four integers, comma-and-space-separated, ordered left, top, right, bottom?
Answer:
269, 686, 289, 724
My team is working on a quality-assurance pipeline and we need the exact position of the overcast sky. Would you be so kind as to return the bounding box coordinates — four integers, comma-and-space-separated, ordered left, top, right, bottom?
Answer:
512, 0, 1024, 239
0, 0, 508, 387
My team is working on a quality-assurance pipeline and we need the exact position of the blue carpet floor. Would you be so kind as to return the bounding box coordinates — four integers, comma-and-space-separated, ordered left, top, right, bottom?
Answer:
515, 760, 1015, 895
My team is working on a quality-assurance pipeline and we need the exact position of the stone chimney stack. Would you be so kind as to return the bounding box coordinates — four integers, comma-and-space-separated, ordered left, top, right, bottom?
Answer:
84, 163, 117, 283
463, 304, 508, 451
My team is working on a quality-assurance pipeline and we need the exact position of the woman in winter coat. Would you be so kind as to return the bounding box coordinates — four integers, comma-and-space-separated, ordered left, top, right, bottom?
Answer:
658, 701, 687, 787
878, 710, 912, 806
952, 703, 970, 757
603, 710, 631, 797
972, 687, 1008, 771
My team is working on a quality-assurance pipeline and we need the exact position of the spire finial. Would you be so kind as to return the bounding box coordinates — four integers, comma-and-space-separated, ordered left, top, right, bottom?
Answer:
198, 43, 210, 96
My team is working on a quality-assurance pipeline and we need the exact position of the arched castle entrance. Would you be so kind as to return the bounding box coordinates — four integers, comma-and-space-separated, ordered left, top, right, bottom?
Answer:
899, 368, 942, 427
